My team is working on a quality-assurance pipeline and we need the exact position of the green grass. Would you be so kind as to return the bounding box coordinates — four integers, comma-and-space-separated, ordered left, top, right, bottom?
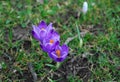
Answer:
0, 0, 120, 81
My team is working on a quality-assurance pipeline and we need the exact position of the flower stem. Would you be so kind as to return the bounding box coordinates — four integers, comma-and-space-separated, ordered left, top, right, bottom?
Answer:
56, 62, 60, 68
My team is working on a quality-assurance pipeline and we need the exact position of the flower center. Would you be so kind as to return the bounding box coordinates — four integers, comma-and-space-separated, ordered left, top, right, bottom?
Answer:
41, 27, 45, 30
49, 39, 54, 44
56, 50, 61, 58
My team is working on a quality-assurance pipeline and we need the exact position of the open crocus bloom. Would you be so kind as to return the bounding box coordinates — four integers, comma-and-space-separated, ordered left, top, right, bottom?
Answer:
48, 44, 69, 62
32, 21, 53, 43
40, 30, 60, 52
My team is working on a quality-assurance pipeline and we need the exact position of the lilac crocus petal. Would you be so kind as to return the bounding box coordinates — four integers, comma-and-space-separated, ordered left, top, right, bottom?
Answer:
47, 23, 53, 33
48, 44, 69, 62
61, 44, 69, 58
41, 40, 59, 53
32, 24, 47, 42
39, 30, 47, 40
32, 21, 54, 43
40, 30, 60, 52
38, 20, 47, 29
32, 25, 41, 40
48, 30, 60, 42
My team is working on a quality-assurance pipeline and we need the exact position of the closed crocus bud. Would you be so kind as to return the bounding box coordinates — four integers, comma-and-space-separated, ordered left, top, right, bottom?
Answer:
82, 1, 88, 14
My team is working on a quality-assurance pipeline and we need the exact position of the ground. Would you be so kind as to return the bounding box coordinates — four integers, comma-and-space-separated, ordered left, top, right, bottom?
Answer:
0, 0, 120, 82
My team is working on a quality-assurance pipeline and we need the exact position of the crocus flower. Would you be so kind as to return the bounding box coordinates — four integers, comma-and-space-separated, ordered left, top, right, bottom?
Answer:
48, 44, 69, 62
40, 30, 60, 52
32, 20, 69, 63
82, 1, 88, 14
32, 21, 53, 43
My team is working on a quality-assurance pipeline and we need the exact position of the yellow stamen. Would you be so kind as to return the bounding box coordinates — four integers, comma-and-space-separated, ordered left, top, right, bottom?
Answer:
41, 27, 45, 30
56, 50, 61, 58
49, 39, 54, 44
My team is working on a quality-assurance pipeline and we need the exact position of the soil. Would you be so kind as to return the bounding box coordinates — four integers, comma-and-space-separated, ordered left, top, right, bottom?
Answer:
49, 55, 91, 82
5, 26, 32, 42
0, 52, 33, 82
1, 26, 33, 82
80, 24, 106, 36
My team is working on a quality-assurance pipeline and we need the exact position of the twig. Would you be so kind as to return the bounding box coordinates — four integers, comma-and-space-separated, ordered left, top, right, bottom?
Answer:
40, 69, 53, 82
64, 35, 78, 45
28, 62, 37, 82
64, 32, 86, 45
4, 53, 12, 61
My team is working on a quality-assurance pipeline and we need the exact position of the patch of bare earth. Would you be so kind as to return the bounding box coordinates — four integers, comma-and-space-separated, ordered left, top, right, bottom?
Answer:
41, 55, 91, 82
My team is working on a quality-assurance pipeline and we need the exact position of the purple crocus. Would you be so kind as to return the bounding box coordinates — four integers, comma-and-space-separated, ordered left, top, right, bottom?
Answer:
48, 44, 69, 62
32, 20, 69, 62
32, 21, 53, 43
40, 30, 60, 52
